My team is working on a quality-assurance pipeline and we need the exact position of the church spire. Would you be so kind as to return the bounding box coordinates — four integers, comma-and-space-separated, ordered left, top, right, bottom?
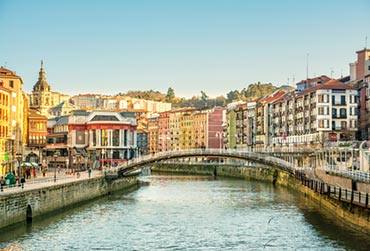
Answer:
39, 60, 46, 81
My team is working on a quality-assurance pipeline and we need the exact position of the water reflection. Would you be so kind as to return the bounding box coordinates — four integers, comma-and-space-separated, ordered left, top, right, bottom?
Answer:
0, 174, 369, 251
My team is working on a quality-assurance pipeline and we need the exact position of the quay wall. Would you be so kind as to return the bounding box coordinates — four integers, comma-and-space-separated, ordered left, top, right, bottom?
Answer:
152, 163, 370, 233
0, 176, 137, 230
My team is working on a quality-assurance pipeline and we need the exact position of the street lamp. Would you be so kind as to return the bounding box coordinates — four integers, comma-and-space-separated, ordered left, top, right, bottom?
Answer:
1, 161, 5, 177
53, 151, 60, 182
16, 152, 22, 185
76, 153, 81, 171
101, 149, 105, 169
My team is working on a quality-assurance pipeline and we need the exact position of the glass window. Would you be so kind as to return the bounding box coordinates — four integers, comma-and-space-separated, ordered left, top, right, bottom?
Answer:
340, 108, 346, 118
112, 130, 119, 146
101, 129, 108, 146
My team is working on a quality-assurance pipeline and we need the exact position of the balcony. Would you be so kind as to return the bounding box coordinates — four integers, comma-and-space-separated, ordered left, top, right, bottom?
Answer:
332, 126, 342, 131
332, 115, 347, 119
332, 101, 346, 106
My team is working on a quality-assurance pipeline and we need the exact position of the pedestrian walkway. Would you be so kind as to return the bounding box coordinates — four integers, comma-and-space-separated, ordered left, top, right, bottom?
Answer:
0, 168, 103, 196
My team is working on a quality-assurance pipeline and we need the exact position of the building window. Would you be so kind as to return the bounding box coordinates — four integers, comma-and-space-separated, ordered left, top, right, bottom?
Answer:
332, 108, 337, 118
9, 80, 14, 88
92, 130, 97, 146
340, 108, 346, 118
101, 130, 108, 146
112, 130, 119, 146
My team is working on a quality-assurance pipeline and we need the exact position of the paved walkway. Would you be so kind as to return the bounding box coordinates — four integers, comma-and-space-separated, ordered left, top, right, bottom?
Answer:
0, 168, 103, 196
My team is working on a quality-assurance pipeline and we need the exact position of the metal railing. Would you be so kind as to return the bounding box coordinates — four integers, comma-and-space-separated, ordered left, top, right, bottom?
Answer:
316, 166, 370, 183
112, 148, 300, 176
295, 170, 369, 208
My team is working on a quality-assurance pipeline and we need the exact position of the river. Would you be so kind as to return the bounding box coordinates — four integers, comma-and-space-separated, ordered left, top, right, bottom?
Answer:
1, 174, 370, 250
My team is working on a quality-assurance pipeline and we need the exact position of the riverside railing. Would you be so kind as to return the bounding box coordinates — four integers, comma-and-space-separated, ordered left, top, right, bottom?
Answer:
295, 170, 370, 209
315, 166, 370, 183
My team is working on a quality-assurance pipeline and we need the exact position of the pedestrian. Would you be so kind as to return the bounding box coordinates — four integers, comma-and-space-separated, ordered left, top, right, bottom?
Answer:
88, 166, 92, 178
0, 176, 5, 192
42, 167, 46, 177
20, 176, 25, 190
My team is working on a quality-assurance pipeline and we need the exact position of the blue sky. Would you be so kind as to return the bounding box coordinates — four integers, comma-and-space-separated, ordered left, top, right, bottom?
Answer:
0, 0, 369, 98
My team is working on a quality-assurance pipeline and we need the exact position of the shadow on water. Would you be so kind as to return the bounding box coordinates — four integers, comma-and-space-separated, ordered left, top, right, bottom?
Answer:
275, 185, 370, 251
0, 185, 138, 245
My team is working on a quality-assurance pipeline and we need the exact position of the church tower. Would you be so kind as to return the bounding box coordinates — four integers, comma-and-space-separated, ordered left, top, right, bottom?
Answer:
29, 61, 57, 117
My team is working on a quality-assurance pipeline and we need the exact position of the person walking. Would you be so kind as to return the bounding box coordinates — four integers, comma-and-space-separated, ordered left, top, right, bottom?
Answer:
88, 166, 92, 178
20, 176, 25, 190
0, 176, 5, 192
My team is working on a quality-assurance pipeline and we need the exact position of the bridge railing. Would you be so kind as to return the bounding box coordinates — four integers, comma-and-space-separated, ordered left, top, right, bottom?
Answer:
111, 148, 299, 176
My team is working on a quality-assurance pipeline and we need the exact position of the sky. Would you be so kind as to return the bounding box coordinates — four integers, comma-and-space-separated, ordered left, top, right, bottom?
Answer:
0, 0, 369, 98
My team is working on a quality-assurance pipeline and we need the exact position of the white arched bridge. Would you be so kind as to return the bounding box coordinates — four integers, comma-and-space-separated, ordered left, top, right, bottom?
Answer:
104, 148, 315, 178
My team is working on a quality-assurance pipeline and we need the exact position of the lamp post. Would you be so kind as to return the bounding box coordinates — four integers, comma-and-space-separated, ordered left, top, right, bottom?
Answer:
1, 161, 5, 177
53, 151, 60, 182
16, 152, 22, 184
76, 153, 81, 171
101, 149, 105, 170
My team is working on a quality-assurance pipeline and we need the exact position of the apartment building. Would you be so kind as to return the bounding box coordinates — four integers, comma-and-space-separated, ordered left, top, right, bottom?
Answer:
271, 79, 358, 147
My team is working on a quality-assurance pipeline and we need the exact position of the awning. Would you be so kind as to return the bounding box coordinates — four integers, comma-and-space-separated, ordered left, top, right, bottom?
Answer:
30, 162, 38, 167
21, 162, 33, 167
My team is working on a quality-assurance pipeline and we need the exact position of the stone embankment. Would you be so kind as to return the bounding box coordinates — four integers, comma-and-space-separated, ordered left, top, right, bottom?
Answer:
0, 171, 138, 230
152, 163, 370, 233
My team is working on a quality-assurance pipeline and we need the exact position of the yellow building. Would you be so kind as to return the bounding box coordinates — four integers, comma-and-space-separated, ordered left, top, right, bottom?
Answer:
193, 110, 208, 149
148, 117, 159, 154
0, 82, 11, 176
0, 67, 26, 175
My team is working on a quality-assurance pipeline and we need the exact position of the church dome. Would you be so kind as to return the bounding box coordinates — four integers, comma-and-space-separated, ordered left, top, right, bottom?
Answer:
33, 60, 51, 92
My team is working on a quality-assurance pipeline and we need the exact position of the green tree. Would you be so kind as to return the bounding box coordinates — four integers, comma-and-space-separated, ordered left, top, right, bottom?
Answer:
166, 87, 175, 102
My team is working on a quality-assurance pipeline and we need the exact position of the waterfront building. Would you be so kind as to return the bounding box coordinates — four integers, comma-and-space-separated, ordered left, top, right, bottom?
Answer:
147, 107, 225, 153
168, 109, 182, 151
225, 101, 246, 149
28, 61, 71, 118
271, 79, 358, 147
207, 107, 225, 149
147, 116, 159, 154
246, 101, 256, 148
0, 82, 11, 176
158, 111, 170, 152
45, 110, 137, 170
348, 48, 370, 140
137, 116, 148, 156
0, 67, 27, 173
255, 91, 286, 148
235, 103, 248, 149
295, 75, 331, 91
25, 109, 48, 163
349, 48, 370, 82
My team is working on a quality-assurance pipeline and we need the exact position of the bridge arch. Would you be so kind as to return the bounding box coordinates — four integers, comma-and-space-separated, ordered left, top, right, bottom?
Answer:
114, 149, 304, 177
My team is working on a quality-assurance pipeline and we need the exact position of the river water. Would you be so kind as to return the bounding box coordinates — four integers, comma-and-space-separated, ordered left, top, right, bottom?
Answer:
1, 174, 370, 251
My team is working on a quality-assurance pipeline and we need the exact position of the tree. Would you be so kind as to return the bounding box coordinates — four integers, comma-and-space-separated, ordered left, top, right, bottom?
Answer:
166, 87, 175, 102
200, 91, 209, 107
226, 90, 241, 103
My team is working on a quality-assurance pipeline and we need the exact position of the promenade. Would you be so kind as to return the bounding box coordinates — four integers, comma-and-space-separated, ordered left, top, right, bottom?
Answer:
0, 168, 103, 196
